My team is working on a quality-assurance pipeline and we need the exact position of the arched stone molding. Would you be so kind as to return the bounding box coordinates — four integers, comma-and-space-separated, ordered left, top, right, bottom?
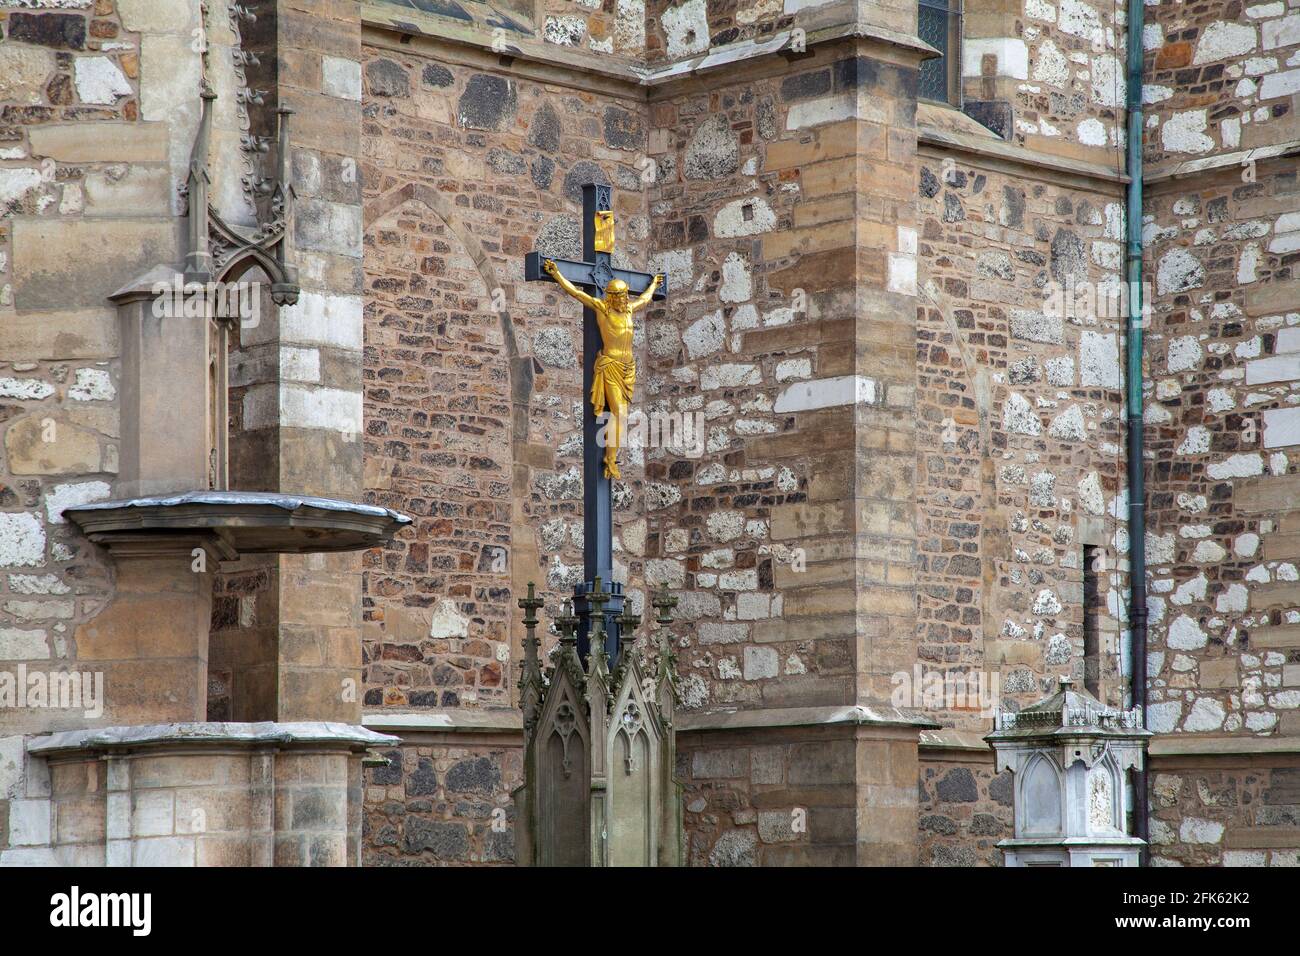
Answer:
364, 182, 539, 706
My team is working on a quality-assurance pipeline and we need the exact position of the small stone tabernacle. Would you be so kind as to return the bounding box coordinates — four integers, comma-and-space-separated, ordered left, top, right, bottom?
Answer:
986, 679, 1151, 867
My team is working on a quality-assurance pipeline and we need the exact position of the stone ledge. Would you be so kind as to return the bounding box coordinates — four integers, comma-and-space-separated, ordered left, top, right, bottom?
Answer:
677, 704, 940, 732
1149, 735, 1300, 757
362, 5, 934, 92
1145, 139, 1300, 185
28, 121, 171, 164
998, 836, 1145, 848
0, 307, 118, 361
918, 106, 1129, 186
1223, 829, 1300, 850
363, 705, 940, 735
362, 709, 523, 733
361, 5, 642, 87
65, 490, 412, 556
642, 22, 937, 87
918, 728, 993, 754
27, 721, 398, 756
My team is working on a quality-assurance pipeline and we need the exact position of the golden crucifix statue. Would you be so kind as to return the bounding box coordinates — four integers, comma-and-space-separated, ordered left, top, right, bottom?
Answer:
543, 242, 662, 480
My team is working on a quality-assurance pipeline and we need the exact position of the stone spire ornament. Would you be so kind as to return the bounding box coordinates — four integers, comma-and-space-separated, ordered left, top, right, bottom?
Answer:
183, 87, 300, 306
512, 583, 684, 867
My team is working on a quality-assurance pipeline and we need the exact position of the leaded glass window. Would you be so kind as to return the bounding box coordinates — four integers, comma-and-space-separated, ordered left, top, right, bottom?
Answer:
919, 0, 962, 106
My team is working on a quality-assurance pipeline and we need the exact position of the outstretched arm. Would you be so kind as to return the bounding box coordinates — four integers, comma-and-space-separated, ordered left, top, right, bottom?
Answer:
544, 259, 601, 312
630, 273, 663, 313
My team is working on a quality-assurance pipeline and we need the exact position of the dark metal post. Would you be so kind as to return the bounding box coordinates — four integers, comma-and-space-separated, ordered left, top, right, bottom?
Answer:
1124, 0, 1150, 865
576, 183, 623, 664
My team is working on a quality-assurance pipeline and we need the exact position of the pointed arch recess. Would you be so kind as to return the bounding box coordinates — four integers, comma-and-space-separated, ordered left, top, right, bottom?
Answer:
365, 181, 538, 703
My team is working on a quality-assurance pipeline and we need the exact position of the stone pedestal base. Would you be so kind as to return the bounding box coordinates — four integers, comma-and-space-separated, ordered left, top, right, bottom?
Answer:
25, 722, 396, 866
999, 838, 1144, 867
676, 705, 939, 866
66, 544, 214, 731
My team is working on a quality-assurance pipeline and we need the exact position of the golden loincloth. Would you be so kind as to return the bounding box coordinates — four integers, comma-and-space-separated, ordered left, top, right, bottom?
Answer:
590, 352, 636, 420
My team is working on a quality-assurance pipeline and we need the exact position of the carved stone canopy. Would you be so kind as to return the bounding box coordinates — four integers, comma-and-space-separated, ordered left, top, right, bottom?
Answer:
65, 491, 412, 560
103, 84, 313, 500
986, 676, 1151, 775
184, 88, 299, 306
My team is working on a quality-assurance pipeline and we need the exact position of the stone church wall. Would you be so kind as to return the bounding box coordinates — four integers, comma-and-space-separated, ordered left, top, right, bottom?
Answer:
916, 752, 1010, 866
351, 3, 1170, 866
915, 149, 1130, 720
1143, 0, 1300, 164
1136, 3, 1300, 867
2, 0, 376, 864
962, 0, 1134, 165
355, 38, 656, 861
357, 42, 653, 711
910, 115, 1134, 864
0, 1, 185, 738
1, 0, 1296, 868
362, 733, 520, 865
642, 52, 877, 716
0, 0, 208, 863
1143, 163, 1300, 748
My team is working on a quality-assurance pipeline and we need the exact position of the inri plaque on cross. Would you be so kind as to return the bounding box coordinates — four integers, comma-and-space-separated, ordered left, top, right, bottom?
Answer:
524, 182, 667, 663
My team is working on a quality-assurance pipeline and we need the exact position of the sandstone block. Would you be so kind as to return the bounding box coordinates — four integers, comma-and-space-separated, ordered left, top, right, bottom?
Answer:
12, 218, 178, 310
26, 121, 170, 164
4, 415, 102, 475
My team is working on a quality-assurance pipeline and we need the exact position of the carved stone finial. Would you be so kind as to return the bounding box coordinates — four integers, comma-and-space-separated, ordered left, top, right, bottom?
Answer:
652, 590, 678, 628
181, 86, 300, 304
518, 581, 544, 624
612, 605, 641, 688
552, 598, 585, 688
651, 591, 680, 704
587, 578, 611, 680
517, 582, 546, 739
615, 606, 640, 653
556, 598, 579, 647
588, 576, 609, 617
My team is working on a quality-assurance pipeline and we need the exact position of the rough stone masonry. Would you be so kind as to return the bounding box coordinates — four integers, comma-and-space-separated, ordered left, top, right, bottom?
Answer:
0, 0, 1298, 867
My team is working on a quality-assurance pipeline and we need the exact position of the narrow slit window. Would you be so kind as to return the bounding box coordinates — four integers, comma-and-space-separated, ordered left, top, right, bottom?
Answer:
1083, 545, 1104, 700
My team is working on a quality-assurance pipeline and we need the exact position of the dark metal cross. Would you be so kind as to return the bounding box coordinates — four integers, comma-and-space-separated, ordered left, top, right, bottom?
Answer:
523, 182, 667, 663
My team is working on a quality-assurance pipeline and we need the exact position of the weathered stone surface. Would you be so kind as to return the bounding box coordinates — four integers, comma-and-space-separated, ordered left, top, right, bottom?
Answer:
457, 74, 515, 131
6, 12, 86, 49
0, 513, 46, 568
0, 45, 57, 105
421, 63, 453, 88
707, 828, 756, 866
684, 114, 738, 180
1, 0, 1284, 871
562, 160, 609, 203
446, 757, 501, 794
603, 105, 642, 151
365, 59, 409, 98
661, 0, 709, 59
28, 122, 169, 163
322, 56, 363, 101
12, 218, 177, 310
73, 56, 131, 105
4, 416, 102, 475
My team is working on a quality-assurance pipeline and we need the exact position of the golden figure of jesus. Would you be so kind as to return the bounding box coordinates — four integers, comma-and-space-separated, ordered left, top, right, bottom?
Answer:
543, 257, 663, 479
